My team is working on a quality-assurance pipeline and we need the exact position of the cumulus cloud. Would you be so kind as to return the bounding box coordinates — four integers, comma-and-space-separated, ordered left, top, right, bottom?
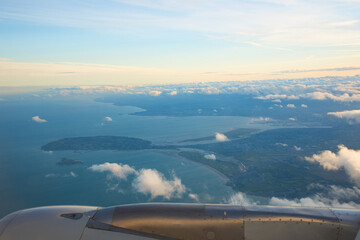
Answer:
304, 92, 360, 102
89, 162, 136, 180
149, 90, 162, 96
328, 110, 360, 124
89, 162, 187, 199
132, 169, 186, 200
305, 145, 360, 183
288, 117, 296, 121
204, 154, 216, 160
287, 104, 296, 108
301, 104, 308, 108
168, 90, 177, 95
215, 132, 229, 142
32, 116, 47, 123
104, 116, 113, 121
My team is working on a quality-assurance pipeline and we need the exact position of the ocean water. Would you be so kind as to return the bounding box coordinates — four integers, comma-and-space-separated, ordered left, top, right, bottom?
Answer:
0, 95, 268, 217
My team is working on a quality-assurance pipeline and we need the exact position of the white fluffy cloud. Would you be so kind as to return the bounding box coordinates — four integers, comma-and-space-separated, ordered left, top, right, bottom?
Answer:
89, 162, 136, 180
132, 169, 186, 200
228, 192, 253, 205
32, 116, 47, 123
304, 92, 360, 102
168, 90, 177, 96
287, 104, 296, 108
215, 132, 229, 142
204, 154, 216, 160
328, 110, 360, 124
288, 117, 296, 121
227, 185, 360, 208
149, 90, 162, 96
305, 145, 360, 183
89, 163, 187, 199
104, 116, 113, 121
301, 104, 308, 108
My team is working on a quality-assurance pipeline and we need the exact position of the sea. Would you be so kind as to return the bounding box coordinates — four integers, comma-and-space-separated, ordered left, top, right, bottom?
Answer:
0, 93, 269, 217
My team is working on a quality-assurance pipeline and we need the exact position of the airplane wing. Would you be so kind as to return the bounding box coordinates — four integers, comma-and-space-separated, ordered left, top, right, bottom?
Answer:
0, 203, 359, 240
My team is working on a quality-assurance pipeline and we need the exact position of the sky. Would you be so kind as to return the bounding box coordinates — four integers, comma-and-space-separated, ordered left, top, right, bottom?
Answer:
1, 0, 360, 87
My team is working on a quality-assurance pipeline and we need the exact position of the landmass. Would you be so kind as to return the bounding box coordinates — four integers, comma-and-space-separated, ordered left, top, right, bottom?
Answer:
41, 136, 175, 151
57, 158, 83, 165
41, 124, 360, 199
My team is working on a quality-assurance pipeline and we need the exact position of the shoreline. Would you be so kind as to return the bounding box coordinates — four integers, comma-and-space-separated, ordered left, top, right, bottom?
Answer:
150, 149, 230, 181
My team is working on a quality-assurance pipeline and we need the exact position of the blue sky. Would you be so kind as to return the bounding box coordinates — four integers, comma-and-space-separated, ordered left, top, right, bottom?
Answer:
1, 0, 360, 86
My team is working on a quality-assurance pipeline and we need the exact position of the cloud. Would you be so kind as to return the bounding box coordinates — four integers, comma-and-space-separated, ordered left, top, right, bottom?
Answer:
168, 90, 177, 95
89, 163, 187, 199
204, 154, 216, 160
0, 98, 5, 101
227, 185, 360, 208
65, 171, 77, 178
32, 116, 47, 123
132, 169, 186, 199
188, 193, 199, 202
45, 172, 77, 178
287, 104, 296, 108
228, 192, 254, 205
215, 132, 229, 142
276, 143, 288, 147
304, 92, 360, 102
256, 94, 288, 100
301, 104, 308, 108
294, 146, 302, 151
328, 110, 360, 124
89, 162, 136, 180
104, 116, 113, 122
149, 90, 162, 96
45, 173, 57, 178
305, 145, 360, 183
288, 117, 296, 121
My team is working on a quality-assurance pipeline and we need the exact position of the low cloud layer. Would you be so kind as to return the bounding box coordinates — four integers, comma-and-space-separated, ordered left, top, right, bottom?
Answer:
89, 162, 187, 199
328, 110, 360, 124
305, 145, 360, 183
32, 116, 47, 123
215, 132, 229, 142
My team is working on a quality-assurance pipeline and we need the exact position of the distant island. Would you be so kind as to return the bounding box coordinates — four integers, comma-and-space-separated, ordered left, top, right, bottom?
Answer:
41, 136, 174, 151
57, 157, 83, 165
